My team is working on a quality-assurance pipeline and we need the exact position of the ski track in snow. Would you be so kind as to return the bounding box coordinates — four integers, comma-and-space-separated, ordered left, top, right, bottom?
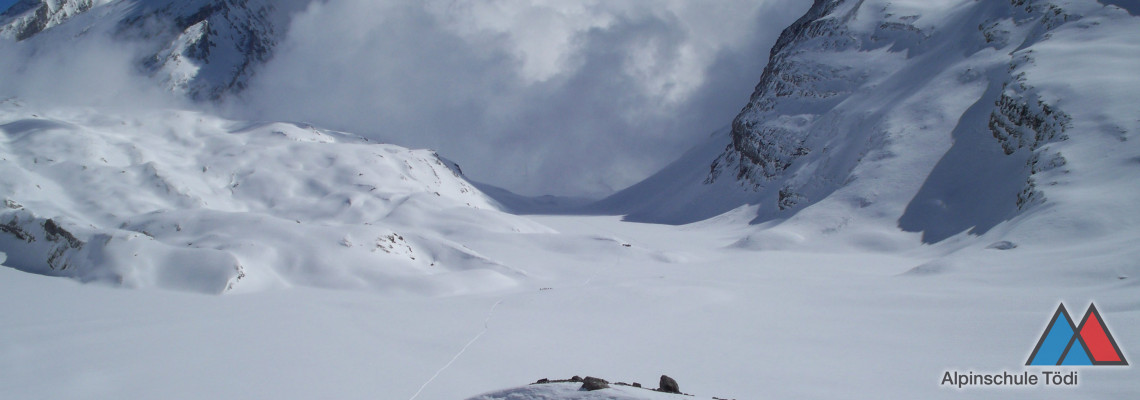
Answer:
408, 298, 505, 400
582, 270, 600, 286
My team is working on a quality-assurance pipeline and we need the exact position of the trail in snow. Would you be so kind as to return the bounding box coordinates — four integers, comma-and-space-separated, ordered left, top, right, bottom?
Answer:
408, 298, 505, 400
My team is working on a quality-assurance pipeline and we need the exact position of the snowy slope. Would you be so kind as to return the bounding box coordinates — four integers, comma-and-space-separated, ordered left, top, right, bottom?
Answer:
587, 127, 760, 225
597, 0, 1140, 252
0, 0, 310, 100
0, 99, 551, 294
2, 214, 1137, 400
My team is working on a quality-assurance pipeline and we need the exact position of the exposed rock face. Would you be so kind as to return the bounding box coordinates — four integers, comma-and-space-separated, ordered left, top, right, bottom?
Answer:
715, 0, 1075, 191
899, 0, 1084, 242
1, 211, 88, 274
692, 0, 1109, 241
700, 0, 938, 225
708, 0, 867, 190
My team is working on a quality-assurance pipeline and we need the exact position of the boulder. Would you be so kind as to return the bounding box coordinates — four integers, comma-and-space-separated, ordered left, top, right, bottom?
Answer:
581, 376, 610, 391
659, 375, 680, 394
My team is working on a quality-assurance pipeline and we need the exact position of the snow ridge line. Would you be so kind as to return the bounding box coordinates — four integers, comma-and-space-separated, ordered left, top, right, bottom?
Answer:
407, 298, 505, 400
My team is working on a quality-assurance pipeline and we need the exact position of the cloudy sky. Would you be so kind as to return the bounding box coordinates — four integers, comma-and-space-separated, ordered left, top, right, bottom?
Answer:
0, 0, 810, 197
235, 0, 809, 196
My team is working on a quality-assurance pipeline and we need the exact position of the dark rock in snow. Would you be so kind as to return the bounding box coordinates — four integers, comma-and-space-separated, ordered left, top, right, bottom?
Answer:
659, 375, 680, 394
581, 376, 610, 391
986, 241, 1017, 250
526, 375, 713, 396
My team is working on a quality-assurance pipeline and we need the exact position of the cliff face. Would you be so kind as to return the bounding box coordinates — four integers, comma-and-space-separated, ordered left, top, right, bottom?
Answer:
714, 0, 861, 189
601, 0, 1140, 246
706, 0, 1119, 240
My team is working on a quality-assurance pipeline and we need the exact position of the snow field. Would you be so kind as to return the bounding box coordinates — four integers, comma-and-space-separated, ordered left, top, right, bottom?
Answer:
2, 214, 1137, 399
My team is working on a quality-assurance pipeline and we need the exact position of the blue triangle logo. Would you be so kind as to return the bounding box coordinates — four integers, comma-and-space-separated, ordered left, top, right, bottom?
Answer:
1027, 305, 1078, 365
1060, 338, 1093, 365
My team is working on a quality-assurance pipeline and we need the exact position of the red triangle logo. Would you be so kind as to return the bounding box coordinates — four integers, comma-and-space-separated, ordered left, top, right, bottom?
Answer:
1076, 304, 1129, 365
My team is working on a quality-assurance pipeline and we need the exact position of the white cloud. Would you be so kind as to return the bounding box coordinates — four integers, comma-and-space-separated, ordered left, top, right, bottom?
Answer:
0, 0, 811, 197
232, 0, 811, 196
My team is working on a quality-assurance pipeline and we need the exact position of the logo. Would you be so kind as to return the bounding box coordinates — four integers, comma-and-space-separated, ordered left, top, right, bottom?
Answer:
941, 302, 1127, 389
1026, 303, 1128, 366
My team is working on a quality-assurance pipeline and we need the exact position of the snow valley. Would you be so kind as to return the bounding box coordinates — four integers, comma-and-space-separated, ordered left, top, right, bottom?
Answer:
1, 0, 1139, 399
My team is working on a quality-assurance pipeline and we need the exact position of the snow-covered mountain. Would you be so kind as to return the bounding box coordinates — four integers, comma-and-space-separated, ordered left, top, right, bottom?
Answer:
0, 99, 550, 294
4, 0, 1138, 289
596, 0, 1140, 250
3, 2, 1140, 399
0, 0, 309, 100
